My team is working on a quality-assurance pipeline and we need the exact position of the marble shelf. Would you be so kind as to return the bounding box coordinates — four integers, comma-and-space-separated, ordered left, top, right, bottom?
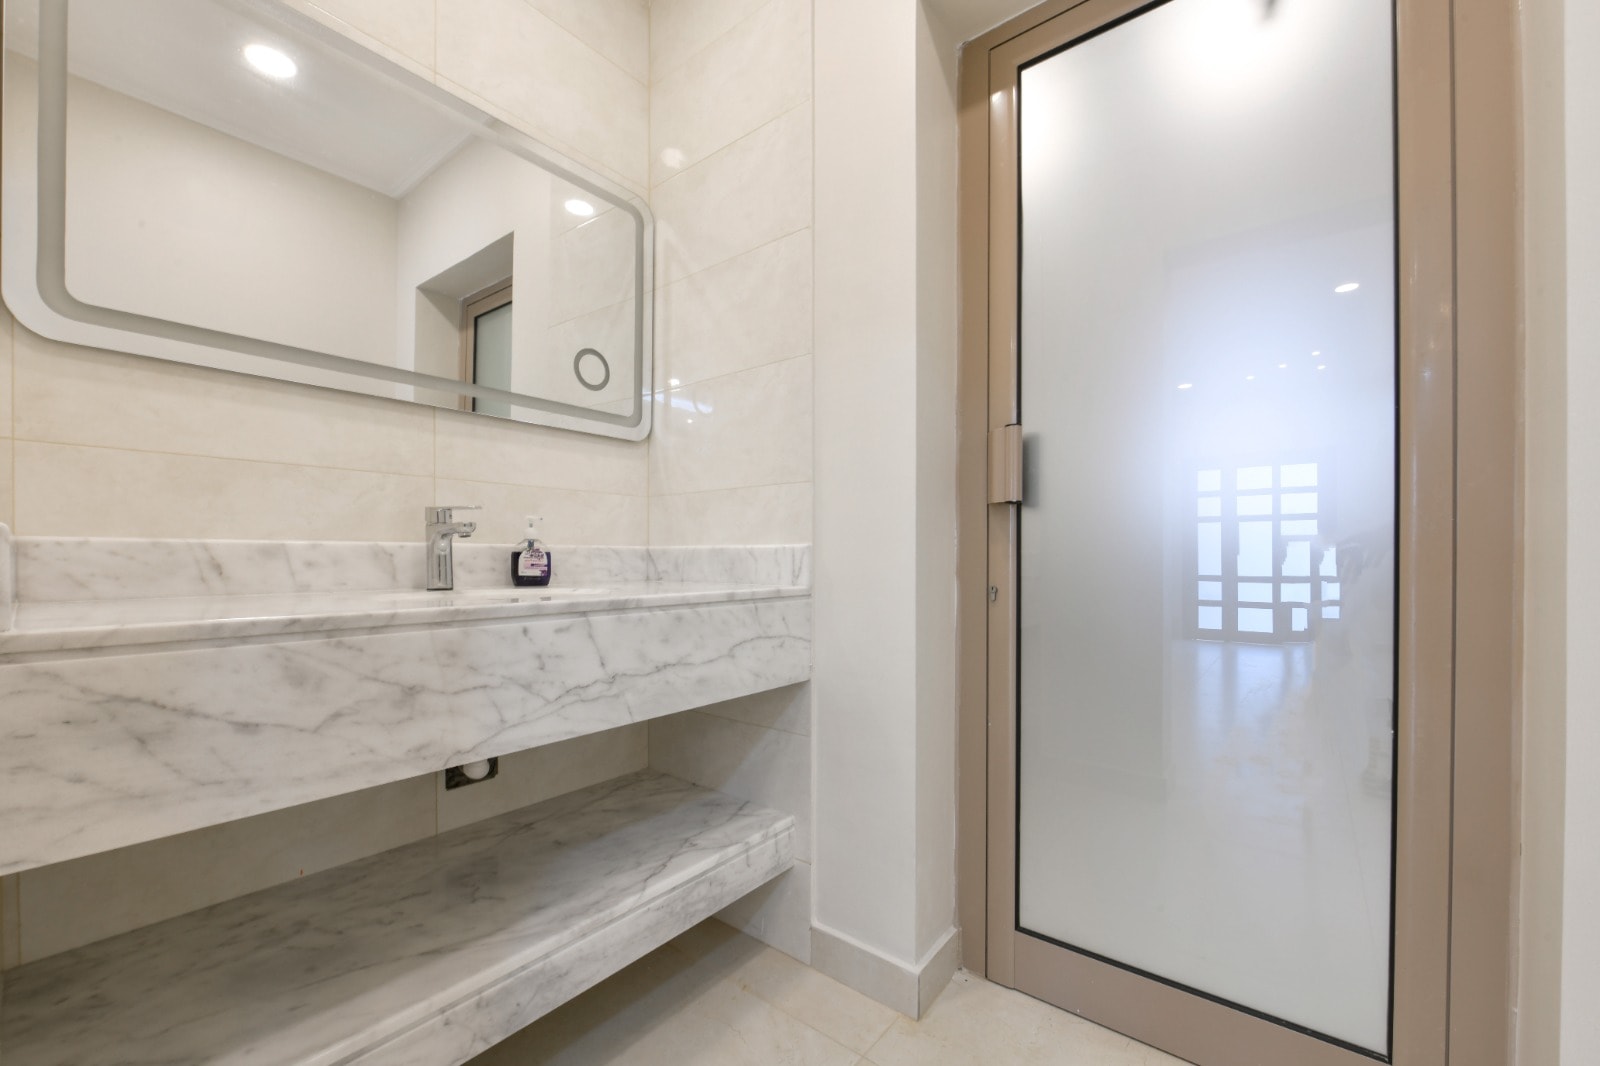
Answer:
0, 771, 796, 1066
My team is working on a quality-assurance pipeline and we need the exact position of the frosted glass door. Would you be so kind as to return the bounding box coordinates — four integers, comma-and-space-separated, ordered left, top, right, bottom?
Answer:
1015, 0, 1396, 1054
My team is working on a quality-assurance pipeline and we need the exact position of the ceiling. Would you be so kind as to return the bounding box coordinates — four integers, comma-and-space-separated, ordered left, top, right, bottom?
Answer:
54, 0, 473, 198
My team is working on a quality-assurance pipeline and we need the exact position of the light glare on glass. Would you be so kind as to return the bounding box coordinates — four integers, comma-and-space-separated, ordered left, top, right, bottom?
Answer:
564, 199, 596, 218
1177, 382, 1194, 390
243, 44, 297, 80
1334, 282, 1361, 293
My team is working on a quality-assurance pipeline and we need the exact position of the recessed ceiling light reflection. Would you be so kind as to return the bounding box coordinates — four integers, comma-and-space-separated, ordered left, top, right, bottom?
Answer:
668, 378, 681, 387
1317, 365, 1328, 370
1245, 374, 1256, 381
1278, 363, 1288, 369
1334, 282, 1360, 293
244, 43, 297, 79
1176, 383, 1193, 390
564, 199, 596, 217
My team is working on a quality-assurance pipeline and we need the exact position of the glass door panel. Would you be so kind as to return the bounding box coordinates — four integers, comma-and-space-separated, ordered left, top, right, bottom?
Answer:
1015, 0, 1396, 1054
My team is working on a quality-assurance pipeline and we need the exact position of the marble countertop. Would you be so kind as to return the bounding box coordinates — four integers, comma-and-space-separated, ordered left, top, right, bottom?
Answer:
0, 771, 797, 1066
1, 579, 808, 656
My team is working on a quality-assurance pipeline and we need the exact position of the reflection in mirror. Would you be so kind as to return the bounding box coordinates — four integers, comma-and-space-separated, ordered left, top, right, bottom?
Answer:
1, 0, 652, 439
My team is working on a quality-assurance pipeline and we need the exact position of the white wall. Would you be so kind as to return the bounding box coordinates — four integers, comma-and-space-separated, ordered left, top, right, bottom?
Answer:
811, 0, 959, 1011
1520, 0, 1600, 1062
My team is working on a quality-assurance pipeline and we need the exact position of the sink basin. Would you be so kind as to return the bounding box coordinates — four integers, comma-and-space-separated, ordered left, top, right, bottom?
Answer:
372, 587, 612, 605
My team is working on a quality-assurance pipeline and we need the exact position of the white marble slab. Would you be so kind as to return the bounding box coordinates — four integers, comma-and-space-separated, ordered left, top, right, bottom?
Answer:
0, 595, 810, 875
2, 581, 804, 656
0, 772, 796, 1066
6, 533, 810, 605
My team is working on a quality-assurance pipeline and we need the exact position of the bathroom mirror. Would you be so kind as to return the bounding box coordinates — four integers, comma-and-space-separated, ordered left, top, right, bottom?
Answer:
1, 0, 653, 439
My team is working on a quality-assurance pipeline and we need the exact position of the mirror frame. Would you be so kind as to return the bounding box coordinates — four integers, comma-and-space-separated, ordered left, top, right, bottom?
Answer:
1, 0, 654, 441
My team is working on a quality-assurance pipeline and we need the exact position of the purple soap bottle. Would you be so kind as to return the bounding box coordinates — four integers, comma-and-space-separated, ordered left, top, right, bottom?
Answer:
510, 515, 553, 587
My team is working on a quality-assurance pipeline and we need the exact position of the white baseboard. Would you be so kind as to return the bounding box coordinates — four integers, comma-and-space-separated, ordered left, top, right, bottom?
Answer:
809, 922, 961, 1018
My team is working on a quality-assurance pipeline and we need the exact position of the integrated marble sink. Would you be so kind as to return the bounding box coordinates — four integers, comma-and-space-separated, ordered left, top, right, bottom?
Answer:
0, 537, 813, 875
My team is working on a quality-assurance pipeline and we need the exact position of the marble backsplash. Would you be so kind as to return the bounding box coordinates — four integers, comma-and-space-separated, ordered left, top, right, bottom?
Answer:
0, 532, 809, 609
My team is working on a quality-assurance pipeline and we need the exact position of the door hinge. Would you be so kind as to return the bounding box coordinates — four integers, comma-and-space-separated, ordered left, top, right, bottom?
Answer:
989, 423, 1023, 504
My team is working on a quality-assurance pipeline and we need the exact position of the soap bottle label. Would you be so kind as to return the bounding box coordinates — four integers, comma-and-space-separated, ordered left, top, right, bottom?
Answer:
517, 546, 549, 579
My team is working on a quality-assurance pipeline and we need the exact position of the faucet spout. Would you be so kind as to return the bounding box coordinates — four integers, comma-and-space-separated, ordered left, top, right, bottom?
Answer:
424, 505, 482, 591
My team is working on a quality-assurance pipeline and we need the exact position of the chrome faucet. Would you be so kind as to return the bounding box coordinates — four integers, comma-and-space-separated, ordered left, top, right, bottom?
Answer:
425, 505, 480, 590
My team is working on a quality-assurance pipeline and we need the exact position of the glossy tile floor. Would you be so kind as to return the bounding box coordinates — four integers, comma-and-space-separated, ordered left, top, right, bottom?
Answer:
468, 919, 1191, 1065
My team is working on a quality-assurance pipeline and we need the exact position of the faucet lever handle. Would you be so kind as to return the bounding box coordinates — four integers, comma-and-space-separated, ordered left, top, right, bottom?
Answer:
426, 504, 483, 521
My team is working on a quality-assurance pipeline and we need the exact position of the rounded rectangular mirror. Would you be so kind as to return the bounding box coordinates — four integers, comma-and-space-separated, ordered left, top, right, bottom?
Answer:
2, 0, 653, 439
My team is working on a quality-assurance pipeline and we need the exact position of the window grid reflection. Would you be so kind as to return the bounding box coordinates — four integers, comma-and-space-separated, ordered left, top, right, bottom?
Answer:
1191, 462, 1343, 642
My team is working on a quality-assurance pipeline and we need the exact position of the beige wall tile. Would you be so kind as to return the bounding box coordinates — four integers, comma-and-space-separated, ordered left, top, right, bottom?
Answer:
13, 441, 436, 540
651, 0, 810, 186
649, 482, 812, 545
432, 476, 648, 543
0, 299, 13, 439
435, 408, 648, 496
436, 0, 649, 190
649, 709, 812, 861
526, 0, 649, 84
437, 724, 647, 832
654, 229, 812, 389
0, 439, 13, 529
649, 0, 771, 84
652, 103, 812, 284
649, 356, 811, 496
292, 0, 437, 73
698, 683, 811, 736
13, 330, 436, 476
12, 775, 436, 964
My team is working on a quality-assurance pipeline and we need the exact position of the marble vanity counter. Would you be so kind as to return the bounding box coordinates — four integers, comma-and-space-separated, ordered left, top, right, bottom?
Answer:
2, 580, 805, 656
0, 537, 811, 875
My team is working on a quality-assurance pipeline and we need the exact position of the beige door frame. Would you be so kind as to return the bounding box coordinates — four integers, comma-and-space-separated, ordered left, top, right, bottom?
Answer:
953, 1, 1519, 1063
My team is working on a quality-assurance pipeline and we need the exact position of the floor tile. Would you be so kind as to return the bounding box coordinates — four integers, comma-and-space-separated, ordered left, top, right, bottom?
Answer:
864, 971, 1192, 1066
468, 921, 1194, 1066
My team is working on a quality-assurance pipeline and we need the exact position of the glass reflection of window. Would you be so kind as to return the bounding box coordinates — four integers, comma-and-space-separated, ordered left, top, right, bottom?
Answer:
1192, 462, 1341, 642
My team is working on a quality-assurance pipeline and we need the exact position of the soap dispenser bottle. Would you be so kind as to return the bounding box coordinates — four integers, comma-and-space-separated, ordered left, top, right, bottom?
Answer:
511, 515, 553, 587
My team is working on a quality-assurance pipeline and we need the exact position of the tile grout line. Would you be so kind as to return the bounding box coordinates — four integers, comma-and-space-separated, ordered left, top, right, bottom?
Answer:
649, 96, 812, 200
653, 224, 813, 302
657, 348, 814, 395
649, 0, 782, 89
513, 0, 650, 90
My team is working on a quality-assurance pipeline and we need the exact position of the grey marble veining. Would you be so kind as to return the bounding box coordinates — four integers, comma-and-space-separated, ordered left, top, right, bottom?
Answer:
0, 595, 811, 875
3, 581, 805, 656
10, 536, 810, 606
0, 772, 796, 1066
0, 535, 813, 875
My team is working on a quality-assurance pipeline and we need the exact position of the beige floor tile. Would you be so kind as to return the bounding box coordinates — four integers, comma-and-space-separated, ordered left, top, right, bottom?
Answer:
673, 921, 897, 1053
470, 922, 1195, 1066
864, 971, 1192, 1066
